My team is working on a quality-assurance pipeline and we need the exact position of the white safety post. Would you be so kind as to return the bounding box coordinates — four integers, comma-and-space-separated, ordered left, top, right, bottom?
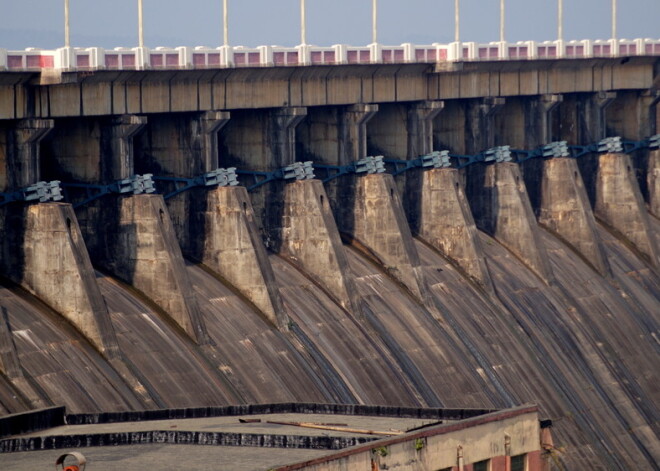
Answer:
64, 0, 70, 48
557, 0, 563, 41
300, 0, 306, 45
499, 0, 505, 43
372, 0, 377, 44
611, 0, 617, 41
223, 0, 229, 46
455, 0, 460, 43
138, 0, 144, 48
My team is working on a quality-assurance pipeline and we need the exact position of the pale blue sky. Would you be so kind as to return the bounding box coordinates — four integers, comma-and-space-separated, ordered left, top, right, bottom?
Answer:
1, 0, 658, 50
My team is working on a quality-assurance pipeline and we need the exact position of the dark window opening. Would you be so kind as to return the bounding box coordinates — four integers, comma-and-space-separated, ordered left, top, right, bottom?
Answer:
511, 454, 526, 471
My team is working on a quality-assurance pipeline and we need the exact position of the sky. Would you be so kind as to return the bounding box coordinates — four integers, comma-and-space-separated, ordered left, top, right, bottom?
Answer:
1, 0, 659, 50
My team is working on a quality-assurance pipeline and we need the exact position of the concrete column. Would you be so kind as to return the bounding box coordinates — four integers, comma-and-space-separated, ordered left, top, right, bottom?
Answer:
220, 107, 307, 249
605, 90, 659, 205
5, 119, 54, 190
466, 97, 505, 154
595, 153, 659, 268
105, 194, 209, 343
418, 168, 493, 290
352, 173, 430, 302
135, 111, 230, 253
367, 101, 444, 219
538, 158, 611, 276
201, 186, 288, 329
281, 179, 361, 313
467, 162, 554, 283
107, 115, 147, 181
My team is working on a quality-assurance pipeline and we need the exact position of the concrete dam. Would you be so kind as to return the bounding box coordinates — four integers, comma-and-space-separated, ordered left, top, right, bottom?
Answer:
0, 54, 659, 469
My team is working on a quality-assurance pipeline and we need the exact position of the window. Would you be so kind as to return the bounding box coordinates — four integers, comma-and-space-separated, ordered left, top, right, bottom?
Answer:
511, 454, 526, 471
473, 460, 490, 471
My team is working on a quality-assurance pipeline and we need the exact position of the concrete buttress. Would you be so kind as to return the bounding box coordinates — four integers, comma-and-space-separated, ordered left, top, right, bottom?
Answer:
107, 194, 210, 343
280, 179, 360, 314
418, 168, 494, 290
20, 203, 121, 357
352, 173, 431, 302
467, 162, 554, 283
594, 153, 659, 268
650, 149, 660, 217
538, 158, 611, 276
201, 186, 288, 328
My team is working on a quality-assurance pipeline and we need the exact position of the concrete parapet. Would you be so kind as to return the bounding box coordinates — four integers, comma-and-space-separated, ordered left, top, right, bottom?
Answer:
281, 180, 360, 314
595, 153, 659, 267
201, 186, 287, 328
418, 168, 493, 290
103, 194, 209, 344
467, 162, 554, 282
15, 203, 120, 357
538, 158, 611, 276
649, 150, 660, 217
352, 173, 429, 302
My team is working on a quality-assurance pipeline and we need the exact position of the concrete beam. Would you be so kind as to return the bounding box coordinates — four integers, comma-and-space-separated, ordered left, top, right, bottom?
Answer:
538, 158, 611, 276
418, 168, 493, 290
281, 179, 361, 314
595, 153, 659, 268
467, 162, 554, 283
201, 186, 288, 329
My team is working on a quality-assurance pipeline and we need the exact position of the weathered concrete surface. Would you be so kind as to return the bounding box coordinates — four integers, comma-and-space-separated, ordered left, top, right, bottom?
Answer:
595, 153, 659, 267
280, 180, 360, 314
3, 120, 53, 191
417, 168, 493, 290
200, 186, 287, 329
538, 158, 611, 276
649, 149, 660, 216
135, 111, 229, 253
6, 58, 653, 119
221, 107, 306, 248
467, 162, 554, 282
0, 308, 46, 412
0, 283, 145, 414
103, 195, 209, 344
8, 203, 119, 357
352, 173, 430, 302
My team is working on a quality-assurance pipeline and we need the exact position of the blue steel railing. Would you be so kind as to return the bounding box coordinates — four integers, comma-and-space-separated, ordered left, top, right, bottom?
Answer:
2, 134, 657, 206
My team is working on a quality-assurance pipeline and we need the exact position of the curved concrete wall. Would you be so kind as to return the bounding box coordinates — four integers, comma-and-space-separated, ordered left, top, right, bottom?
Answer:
0, 66, 659, 469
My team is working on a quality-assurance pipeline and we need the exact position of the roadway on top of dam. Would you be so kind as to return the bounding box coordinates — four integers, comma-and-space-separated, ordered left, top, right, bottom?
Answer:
0, 56, 657, 119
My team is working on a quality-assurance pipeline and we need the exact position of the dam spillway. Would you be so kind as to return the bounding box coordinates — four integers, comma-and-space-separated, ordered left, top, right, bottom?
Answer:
0, 56, 659, 469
